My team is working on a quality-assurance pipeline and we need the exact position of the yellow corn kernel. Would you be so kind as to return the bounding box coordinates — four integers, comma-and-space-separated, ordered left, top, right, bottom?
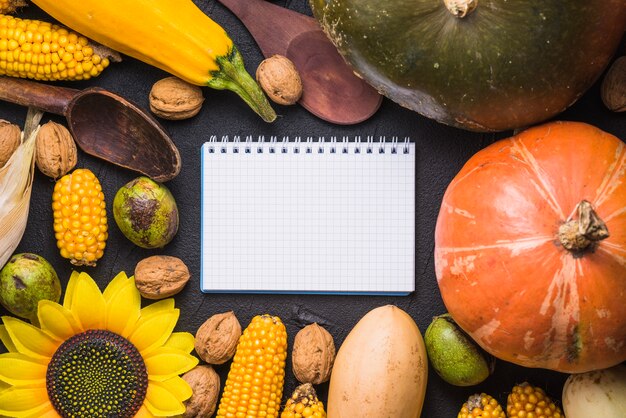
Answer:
53, 168, 108, 266
280, 383, 326, 418
217, 315, 288, 418
0, 13, 116, 81
506, 382, 564, 418
458, 393, 506, 418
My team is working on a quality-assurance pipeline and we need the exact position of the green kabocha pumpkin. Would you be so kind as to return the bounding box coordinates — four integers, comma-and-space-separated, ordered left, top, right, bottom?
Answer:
310, 0, 626, 131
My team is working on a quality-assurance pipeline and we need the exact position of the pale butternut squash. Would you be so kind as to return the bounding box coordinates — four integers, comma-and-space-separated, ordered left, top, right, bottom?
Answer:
31, 0, 276, 122
327, 305, 428, 417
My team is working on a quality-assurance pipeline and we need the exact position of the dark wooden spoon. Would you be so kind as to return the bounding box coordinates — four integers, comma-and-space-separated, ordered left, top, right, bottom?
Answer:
217, 0, 382, 125
0, 76, 181, 182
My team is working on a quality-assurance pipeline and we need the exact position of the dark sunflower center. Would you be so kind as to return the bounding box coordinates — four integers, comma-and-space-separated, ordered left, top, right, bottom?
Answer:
46, 329, 148, 418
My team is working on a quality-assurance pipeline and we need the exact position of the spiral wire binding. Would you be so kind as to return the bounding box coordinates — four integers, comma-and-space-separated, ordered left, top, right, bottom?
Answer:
207, 135, 411, 154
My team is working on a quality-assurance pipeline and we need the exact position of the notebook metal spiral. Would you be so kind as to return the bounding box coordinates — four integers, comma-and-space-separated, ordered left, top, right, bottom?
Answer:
206, 135, 411, 155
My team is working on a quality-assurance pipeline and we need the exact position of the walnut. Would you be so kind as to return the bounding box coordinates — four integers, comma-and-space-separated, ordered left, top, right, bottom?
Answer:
0, 120, 21, 168
149, 76, 204, 120
195, 311, 241, 364
292, 323, 335, 384
134, 255, 190, 299
256, 55, 303, 105
182, 365, 220, 418
602, 56, 626, 112
35, 121, 77, 179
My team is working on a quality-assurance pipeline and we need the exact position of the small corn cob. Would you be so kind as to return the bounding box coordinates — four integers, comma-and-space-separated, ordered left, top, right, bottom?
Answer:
281, 383, 326, 418
507, 382, 564, 418
458, 393, 506, 418
216, 314, 288, 418
52, 168, 108, 266
0, 14, 119, 81
0, 0, 26, 15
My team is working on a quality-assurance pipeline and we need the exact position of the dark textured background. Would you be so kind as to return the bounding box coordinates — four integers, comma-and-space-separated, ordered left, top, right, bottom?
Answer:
1, 1, 625, 416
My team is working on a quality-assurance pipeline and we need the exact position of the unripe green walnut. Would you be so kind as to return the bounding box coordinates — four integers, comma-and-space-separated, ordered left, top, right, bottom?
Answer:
0, 253, 61, 322
425, 313, 494, 386
113, 177, 179, 249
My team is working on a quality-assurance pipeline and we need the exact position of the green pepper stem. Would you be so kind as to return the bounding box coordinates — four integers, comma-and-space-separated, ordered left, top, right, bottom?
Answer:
208, 46, 276, 123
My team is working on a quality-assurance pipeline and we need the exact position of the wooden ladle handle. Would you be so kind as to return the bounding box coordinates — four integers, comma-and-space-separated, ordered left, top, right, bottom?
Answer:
0, 76, 78, 116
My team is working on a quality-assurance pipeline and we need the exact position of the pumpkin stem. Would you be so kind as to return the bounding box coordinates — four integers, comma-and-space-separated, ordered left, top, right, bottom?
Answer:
443, 0, 478, 18
558, 200, 609, 253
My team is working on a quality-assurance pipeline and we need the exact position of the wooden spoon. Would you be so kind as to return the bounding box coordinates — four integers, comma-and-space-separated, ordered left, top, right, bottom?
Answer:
0, 77, 180, 182
217, 0, 382, 125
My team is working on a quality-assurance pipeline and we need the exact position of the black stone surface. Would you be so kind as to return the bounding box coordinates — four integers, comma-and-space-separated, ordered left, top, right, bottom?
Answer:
1, 1, 625, 417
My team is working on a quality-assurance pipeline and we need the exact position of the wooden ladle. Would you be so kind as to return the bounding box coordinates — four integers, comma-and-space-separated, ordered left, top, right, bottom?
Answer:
0, 76, 181, 182
217, 0, 382, 125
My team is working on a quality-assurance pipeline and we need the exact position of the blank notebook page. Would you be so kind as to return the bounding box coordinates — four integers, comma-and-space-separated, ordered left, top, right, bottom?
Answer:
201, 137, 415, 294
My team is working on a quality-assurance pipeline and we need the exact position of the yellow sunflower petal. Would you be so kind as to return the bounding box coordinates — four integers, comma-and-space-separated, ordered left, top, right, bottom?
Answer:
129, 309, 179, 354
0, 380, 10, 392
62, 271, 81, 309
0, 353, 48, 386
102, 271, 129, 301
164, 332, 196, 354
103, 275, 141, 338
159, 376, 193, 402
2, 317, 58, 359
0, 387, 51, 417
135, 405, 155, 418
144, 347, 198, 382
70, 272, 105, 330
144, 381, 186, 417
140, 299, 175, 317
28, 406, 62, 418
0, 325, 17, 352
37, 301, 80, 342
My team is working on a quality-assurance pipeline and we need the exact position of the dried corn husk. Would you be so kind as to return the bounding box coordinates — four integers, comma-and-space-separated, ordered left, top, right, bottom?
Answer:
0, 108, 43, 268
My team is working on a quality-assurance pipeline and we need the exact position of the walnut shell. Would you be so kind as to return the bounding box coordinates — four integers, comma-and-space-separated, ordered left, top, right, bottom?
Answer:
149, 76, 204, 120
0, 119, 21, 168
182, 365, 220, 418
256, 55, 303, 105
134, 255, 190, 299
601, 56, 626, 112
35, 121, 77, 179
195, 311, 242, 365
292, 323, 335, 384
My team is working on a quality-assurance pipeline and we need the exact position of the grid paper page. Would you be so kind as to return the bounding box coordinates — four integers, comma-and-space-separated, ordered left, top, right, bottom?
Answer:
201, 139, 415, 294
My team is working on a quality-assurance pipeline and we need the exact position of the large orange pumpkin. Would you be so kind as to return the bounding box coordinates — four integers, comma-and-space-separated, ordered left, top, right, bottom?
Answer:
434, 121, 626, 373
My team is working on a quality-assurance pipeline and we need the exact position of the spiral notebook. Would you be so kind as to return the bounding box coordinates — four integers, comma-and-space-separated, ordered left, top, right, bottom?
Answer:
200, 136, 415, 294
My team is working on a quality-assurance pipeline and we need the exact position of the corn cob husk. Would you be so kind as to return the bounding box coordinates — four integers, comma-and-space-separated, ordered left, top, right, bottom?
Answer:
0, 108, 42, 269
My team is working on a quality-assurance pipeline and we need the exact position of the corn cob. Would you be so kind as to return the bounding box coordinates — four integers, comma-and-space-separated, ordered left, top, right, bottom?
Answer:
458, 393, 506, 418
507, 382, 564, 417
216, 314, 288, 418
0, 0, 26, 15
281, 383, 326, 418
52, 168, 108, 266
0, 14, 119, 81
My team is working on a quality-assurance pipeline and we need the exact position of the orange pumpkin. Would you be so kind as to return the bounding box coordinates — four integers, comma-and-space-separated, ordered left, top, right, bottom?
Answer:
434, 121, 626, 373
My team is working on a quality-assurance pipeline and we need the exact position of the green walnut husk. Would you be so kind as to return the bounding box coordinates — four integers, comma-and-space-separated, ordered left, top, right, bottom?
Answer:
425, 313, 495, 386
0, 253, 61, 322
113, 177, 179, 249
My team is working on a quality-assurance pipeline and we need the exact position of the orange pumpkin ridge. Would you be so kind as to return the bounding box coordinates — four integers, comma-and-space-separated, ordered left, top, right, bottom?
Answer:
434, 121, 626, 373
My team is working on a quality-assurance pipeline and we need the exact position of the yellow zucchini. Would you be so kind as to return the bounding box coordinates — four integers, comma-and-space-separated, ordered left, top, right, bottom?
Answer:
31, 0, 276, 122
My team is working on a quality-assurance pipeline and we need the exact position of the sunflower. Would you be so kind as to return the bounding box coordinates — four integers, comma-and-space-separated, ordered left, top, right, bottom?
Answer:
0, 271, 198, 417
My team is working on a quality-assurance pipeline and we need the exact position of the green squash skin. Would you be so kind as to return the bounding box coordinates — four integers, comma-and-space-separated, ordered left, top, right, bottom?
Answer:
310, 0, 626, 131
